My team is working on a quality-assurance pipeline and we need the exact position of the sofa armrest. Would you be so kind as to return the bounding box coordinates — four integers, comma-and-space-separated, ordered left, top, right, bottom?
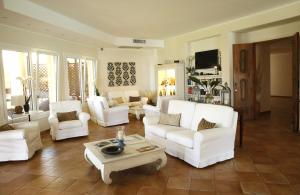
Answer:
11, 121, 39, 131
143, 116, 160, 126
48, 115, 59, 126
106, 105, 129, 113
78, 112, 90, 122
141, 97, 148, 105
0, 129, 25, 140
143, 104, 160, 112
194, 128, 235, 144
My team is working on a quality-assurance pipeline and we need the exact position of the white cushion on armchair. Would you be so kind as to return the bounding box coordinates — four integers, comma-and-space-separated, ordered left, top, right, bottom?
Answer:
49, 100, 90, 140
0, 121, 42, 162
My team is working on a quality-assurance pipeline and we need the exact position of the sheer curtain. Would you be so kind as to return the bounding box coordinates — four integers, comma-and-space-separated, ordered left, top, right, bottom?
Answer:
0, 54, 7, 125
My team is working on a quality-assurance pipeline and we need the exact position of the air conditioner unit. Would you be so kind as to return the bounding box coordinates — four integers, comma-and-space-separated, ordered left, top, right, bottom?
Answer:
133, 39, 146, 44
118, 46, 142, 49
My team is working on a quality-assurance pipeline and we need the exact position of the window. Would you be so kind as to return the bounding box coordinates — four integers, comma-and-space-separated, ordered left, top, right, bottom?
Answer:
2, 50, 30, 109
1, 49, 58, 112
31, 52, 58, 110
66, 57, 96, 101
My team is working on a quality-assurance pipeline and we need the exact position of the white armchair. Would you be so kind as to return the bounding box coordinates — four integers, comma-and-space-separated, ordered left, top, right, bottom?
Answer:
143, 96, 179, 117
49, 100, 90, 141
0, 121, 42, 162
88, 96, 129, 127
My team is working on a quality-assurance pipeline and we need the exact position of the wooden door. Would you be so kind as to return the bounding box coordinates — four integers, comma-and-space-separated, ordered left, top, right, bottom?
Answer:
233, 43, 256, 120
292, 32, 299, 132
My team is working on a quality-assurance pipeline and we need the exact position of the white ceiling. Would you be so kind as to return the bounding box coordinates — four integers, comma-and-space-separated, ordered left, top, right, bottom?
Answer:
0, 0, 299, 48
29, 0, 299, 39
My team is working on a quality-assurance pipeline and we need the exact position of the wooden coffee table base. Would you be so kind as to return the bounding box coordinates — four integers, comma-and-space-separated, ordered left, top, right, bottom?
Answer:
84, 148, 167, 184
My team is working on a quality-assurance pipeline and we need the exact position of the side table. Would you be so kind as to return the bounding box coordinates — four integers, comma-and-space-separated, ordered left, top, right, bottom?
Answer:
8, 113, 31, 124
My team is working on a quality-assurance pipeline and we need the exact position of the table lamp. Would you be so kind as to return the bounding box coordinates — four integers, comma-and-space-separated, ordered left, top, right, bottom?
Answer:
11, 95, 25, 114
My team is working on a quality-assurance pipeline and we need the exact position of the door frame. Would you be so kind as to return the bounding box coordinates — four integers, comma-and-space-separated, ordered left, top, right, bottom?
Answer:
233, 33, 299, 132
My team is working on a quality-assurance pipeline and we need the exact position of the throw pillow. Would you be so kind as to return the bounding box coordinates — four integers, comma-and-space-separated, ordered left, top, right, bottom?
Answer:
113, 97, 124, 104
197, 118, 216, 131
129, 96, 141, 102
57, 111, 78, 122
0, 124, 15, 132
159, 113, 181, 126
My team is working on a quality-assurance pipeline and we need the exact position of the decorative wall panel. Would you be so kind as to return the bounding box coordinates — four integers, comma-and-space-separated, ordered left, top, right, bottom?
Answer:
107, 62, 136, 87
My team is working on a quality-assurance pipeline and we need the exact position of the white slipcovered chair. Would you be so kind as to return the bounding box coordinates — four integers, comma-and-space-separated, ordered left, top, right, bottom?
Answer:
87, 96, 129, 127
143, 96, 179, 117
48, 100, 90, 141
0, 121, 42, 162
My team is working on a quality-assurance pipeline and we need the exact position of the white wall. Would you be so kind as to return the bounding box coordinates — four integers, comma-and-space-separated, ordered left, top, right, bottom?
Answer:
270, 52, 292, 97
189, 36, 220, 55
97, 48, 158, 95
157, 1, 300, 93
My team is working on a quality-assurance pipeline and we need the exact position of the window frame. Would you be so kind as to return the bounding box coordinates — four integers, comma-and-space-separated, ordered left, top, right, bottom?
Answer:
64, 54, 97, 102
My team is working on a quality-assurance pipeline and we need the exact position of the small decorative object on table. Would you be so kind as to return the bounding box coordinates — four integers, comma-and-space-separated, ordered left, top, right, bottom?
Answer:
101, 145, 124, 155
116, 126, 126, 148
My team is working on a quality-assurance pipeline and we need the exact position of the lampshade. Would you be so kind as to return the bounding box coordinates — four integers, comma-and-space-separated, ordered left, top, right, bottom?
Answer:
11, 95, 25, 106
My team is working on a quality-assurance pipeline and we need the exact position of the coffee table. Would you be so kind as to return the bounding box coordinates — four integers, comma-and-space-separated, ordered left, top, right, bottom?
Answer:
129, 106, 144, 120
83, 134, 167, 184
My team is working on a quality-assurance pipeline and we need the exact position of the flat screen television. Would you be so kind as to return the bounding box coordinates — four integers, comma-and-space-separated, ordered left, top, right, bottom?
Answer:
195, 49, 219, 69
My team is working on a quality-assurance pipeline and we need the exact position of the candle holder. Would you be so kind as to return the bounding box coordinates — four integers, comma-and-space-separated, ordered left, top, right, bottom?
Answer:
116, 126, 126, 148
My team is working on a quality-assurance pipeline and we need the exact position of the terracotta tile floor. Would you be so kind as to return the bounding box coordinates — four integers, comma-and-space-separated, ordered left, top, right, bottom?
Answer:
1, 98, 300, 194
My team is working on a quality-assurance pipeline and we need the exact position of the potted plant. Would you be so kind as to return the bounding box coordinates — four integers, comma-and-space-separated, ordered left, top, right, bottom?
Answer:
16, 76, 32, 113
95, 85, 100, 96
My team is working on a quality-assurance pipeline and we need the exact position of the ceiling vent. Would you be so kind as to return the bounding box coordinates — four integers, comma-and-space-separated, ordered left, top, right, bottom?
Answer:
133, 39, 146, 44
118, 46, 142, 49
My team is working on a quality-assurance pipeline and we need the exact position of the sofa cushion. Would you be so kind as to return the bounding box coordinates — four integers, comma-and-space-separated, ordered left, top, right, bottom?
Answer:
166, 130, 195, 148
107, 91, 125, 101
57, 111, 78, 122
124, 90, 140, 102
198, 118, 216, 130
191, 104, 234, 131
129, 96, 141, 102
58, 120, 82, 129
159, 113, 181, 126
168, 100, 196, 129
113, 97, 124, 104
147, 124, 188, 138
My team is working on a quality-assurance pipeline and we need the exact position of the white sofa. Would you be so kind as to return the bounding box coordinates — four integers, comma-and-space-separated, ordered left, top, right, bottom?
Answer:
87, 96, 129, 127
143, 100, 238, 168
0, 121, 42, 162
107, 90, 148, 107
49, 100, 90, 141
143, 96, 180, 117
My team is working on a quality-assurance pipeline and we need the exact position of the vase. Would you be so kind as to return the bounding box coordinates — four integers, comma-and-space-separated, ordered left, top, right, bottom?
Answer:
23, 103, 30, 113
205, 93, 214, 104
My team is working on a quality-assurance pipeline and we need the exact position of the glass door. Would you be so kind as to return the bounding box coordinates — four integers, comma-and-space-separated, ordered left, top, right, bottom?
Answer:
31, 52, 58, 110
66, 57, 96, 102
1, 50, 30, 110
